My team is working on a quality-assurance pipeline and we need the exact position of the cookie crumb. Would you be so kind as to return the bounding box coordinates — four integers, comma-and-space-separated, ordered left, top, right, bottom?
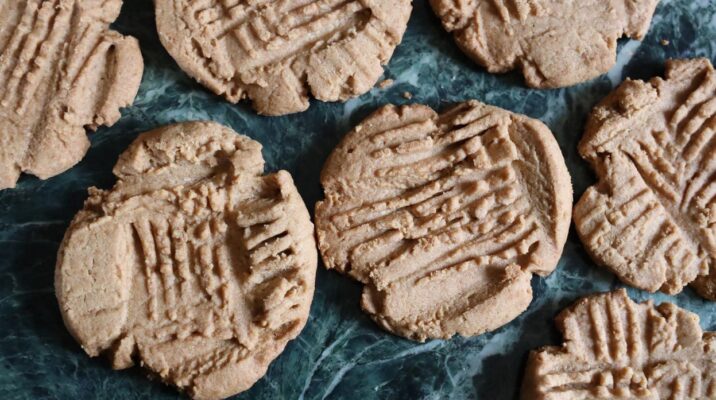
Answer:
661, 39, 670, 46
378, 79, 394, 89
402, 91, 413, 99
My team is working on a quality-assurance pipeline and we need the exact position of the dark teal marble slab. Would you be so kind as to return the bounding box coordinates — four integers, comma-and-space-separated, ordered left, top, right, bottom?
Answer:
1, 0, 715, 399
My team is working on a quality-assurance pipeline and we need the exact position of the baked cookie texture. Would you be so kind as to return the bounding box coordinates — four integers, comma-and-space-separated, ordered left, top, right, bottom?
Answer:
0, 0, 143, 190
522, 289, 716, 399
315, 101, 572, 341
574, 58, 716, 300
55, 122, 317, 400
429, 0, 659, 88
155, 0, 412, 116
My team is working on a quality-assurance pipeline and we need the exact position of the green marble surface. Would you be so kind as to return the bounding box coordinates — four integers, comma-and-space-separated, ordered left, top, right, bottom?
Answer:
1, 0, 715, 399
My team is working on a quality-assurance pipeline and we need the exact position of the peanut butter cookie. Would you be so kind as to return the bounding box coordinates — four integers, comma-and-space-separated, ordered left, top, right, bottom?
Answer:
316, 101, 571, 341
0, 0, 143, 189
523, 289, 716, 399
56, 122, 317, 399
575, 58, 716, 300
156, 0, 412, 116
430, 0, 658, 88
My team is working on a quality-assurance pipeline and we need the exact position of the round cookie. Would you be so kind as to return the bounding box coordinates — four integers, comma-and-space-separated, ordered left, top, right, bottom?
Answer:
315, 101, 572, 341
0, 0, 143, 190
522, 289, 716, 399
155, 0, 412, 116
55, 122, 317, 399
429, 0, 658, 88
574, 58, 716, 300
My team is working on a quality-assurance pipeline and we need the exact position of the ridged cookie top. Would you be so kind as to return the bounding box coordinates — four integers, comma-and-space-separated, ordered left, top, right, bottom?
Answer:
522, 289, 716, 399
574, 58, 716, 300
429, 0, 658, 88
55, 122, 317, 400
316, 102, 571, 341
155, 0, 412, 116
0, 0, 143, 189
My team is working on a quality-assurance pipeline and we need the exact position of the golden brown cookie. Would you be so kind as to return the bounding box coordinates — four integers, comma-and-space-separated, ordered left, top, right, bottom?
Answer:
155, 0, 412, 116
429, 0, 659, 88
55, 122, 317, 400
315, 101, 572, 341
575, 58, 716, 300
522, 289, 716, 399
0, 0, 143, 189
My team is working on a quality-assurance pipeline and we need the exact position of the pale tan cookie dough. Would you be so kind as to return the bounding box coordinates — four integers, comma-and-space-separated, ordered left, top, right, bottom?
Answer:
315, 101, 572, 341
522, 289, 716, 399
429, 0, 659, 88
55, 122, 317, 400
0, 0, 143, 190
575, 58, 716, 300
155, 0, 412, 116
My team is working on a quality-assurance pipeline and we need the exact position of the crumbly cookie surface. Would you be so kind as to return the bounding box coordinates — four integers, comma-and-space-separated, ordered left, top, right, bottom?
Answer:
429, 0, 658, 88
315, 101, 571, 341
155, 0, 412, 116
522, 289, 716, 399
55, 122, 317, 400
575, 58, 716, 300
0, 0, 143, 189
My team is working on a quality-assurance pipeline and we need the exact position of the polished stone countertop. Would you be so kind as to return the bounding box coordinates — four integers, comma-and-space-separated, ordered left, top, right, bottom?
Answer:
1, 0, 715, 399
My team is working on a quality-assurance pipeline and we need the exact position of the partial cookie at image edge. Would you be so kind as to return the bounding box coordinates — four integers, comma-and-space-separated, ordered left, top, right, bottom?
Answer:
155, 0, 413, 116
521, 289, 716, 399
0, 0, 143, 190
429, 0, 659, 88
574, 58, 716, 300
